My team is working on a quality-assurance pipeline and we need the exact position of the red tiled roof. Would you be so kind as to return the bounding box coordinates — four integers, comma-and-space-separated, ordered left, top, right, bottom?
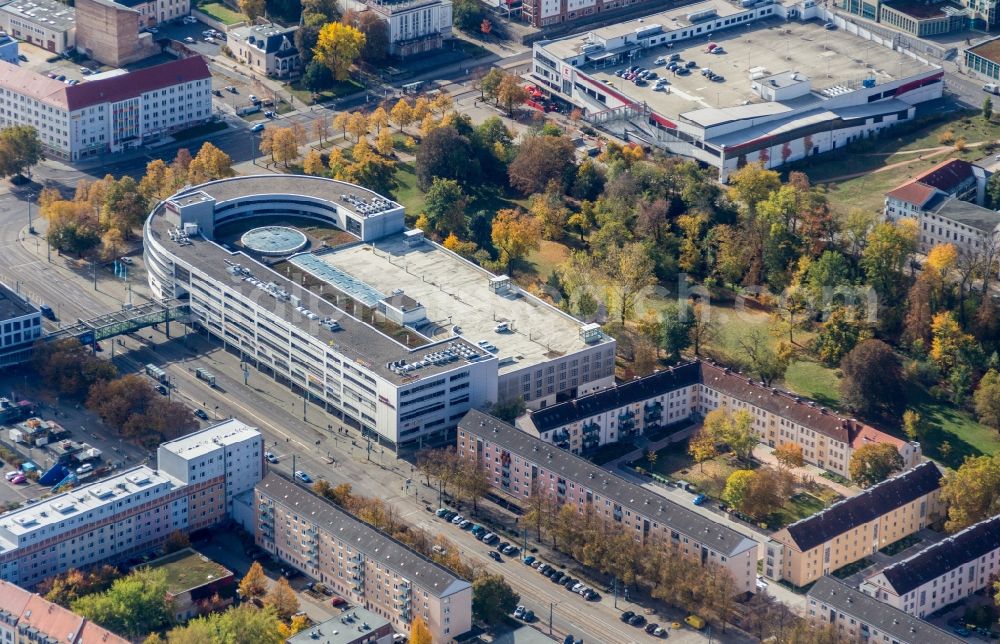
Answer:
885, 180, 938, 207
912, 158, 975, 193
0, 61, 71, 110
851, 424, 907, 450
65, 56, 211, 110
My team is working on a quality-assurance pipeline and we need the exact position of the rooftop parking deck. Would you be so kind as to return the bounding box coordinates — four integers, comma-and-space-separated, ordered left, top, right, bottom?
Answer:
319, 236, 610, 376
579, 19, 933, 121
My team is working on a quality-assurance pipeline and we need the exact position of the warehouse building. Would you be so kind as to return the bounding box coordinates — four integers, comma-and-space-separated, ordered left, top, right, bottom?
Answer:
532, 5, 943, 180
0, 0, 75, 53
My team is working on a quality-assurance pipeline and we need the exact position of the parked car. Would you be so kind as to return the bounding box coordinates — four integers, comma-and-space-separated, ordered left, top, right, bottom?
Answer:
584, 590, 600, 601
645, 623, 660, 634
514, 605, 525, 619
185, 36, 196, 43
76, 463, 94, 475
496, 541, 509, 552
459, 520, 472, 529
294, 470, 312, 483
488, 551, 502, 562
10, 475, 25, 485
251, 123, 265, 133
264, 111, 275, 118
5, 472, 18, 482
156, 385, 168, 395
824, 21, 837, 29
435, 508, 448, 517
692, 494, 707, 506
39, 304, 55, 320
523, 555, 535, 565
629, 614, 646, 627
226, 85, 238, 93
522, 610, 535, 622
502, 545, 518, 556
451, 514, 464, 524
265, 452, 279, 464
620, 611, 635, 622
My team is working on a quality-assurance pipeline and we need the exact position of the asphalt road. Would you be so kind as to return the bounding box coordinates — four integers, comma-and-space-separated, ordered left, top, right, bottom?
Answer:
0, 201, 690, 643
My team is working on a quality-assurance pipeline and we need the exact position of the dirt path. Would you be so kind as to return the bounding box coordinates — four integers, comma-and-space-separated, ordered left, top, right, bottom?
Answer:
822, 140, 990, 183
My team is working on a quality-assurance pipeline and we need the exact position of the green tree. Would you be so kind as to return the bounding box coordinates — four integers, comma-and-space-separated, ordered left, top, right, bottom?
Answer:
773, 442, 804, 471
975, 369, 1000, 430
423, 177, 467, 236
479, 68, 504, 102
660, 301, 694, 361
72, 568, 173, 640
902, 409, 925, 442
0, 125, 44, 179
472, 574, 520, 624
452, 0, 486, 32
737, 329, 789, 386
813, 306, 870, 366
840, 339, 906, 420
861, 219, 918, 300
415, 125, 481, 191
409, 615, 433, 644
940, 453, 1000, 532
165, 605, 284, 644
848, 443, 904, 488
985, 95, 994, 120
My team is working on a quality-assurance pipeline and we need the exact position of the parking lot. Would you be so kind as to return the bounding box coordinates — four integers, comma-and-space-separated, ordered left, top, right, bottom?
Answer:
584, 18, 930, 116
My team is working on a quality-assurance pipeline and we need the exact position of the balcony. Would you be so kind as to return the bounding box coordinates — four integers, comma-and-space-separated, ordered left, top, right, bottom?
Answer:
582, 434, 600, 451
552, 429, 570, 449
643, 401, 663, 425
618, 411, 637, 436
582, 421, 600, 436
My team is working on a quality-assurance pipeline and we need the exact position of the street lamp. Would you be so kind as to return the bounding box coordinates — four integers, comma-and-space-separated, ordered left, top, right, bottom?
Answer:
26, 192, 35, 234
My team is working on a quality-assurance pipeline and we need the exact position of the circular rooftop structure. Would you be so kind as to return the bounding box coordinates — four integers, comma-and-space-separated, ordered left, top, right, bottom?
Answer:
240, 226, 308, 256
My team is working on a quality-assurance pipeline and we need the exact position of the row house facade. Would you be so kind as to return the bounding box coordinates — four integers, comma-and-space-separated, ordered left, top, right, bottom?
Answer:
766, 462, 944, 587
519, 360, 920, 479
860, 514, 1000, 618
255, 473, 472, 642
460, 410, 759, 595
807, 576, 962, 644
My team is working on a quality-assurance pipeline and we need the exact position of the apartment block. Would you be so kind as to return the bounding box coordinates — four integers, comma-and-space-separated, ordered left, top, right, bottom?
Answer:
0, 579, 128, 643
0, 280, 41, 369
519, 360, 920, 479
883, 159, 999, 268
861, 514, 1000, 618
766, 462, 943, 587
0, 56, 212, 161
459, 410, 759, 594
807, 576, 961, 644
255, 473, 471, 642
340, 0, 452, 57
0, 420, 261, 588
157, 418, 263, 516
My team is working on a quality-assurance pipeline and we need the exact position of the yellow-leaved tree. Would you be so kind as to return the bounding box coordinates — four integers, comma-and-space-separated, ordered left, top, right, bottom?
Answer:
409, 615, 432, 644
314, 23, 366, 81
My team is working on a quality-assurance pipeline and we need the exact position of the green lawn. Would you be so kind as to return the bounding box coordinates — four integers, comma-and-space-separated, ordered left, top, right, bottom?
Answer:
195, 0, 242, 24
784, 360, 841, 407
289, 79, 364, 105
907, 383, 1000, 467
641, 440, 841, 529
394, 163, 425, 216
525, 240, 571, 283
787, 111, 1000, 213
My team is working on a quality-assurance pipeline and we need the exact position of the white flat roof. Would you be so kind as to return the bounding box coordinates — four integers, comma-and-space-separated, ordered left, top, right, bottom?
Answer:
158, 419, 260, 460
0, 466, 182, 545
318, 236, 612, 376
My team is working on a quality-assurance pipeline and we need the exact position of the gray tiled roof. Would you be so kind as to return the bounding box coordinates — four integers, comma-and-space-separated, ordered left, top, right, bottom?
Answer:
460, 410, 758, 558
877, 514, 1000, 596
927, 196, 1000, 234
526, 362, 701, 432
808, 576, 962, 644
257, 472, 471, 598
781, 462, 942, 552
